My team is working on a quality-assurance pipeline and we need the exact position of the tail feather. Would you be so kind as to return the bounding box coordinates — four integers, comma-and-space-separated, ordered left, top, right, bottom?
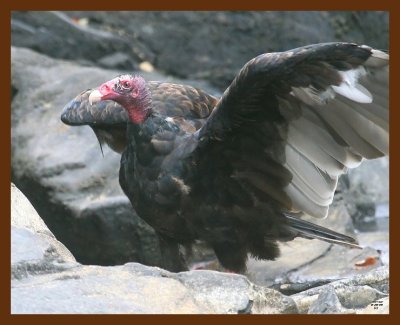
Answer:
285, 214, 362, 249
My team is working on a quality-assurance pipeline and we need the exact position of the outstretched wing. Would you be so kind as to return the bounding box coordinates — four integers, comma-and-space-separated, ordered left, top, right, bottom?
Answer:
192, 42, 388, 219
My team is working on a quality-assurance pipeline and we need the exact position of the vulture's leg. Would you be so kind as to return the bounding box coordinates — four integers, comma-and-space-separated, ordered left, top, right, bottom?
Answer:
157, 233, 188, 272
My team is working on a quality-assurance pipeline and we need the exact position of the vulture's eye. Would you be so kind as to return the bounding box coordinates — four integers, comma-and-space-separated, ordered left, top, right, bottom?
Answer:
121, 81, 131, 89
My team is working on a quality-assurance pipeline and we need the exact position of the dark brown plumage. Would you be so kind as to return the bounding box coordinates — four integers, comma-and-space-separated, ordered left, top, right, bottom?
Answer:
61, 42, 389, 273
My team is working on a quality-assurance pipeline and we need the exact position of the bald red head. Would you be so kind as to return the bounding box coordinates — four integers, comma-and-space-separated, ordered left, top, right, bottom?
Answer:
89, 75, 152, 124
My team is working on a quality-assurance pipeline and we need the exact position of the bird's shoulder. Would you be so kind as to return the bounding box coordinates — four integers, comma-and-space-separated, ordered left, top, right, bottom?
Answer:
148, 81, 218, 121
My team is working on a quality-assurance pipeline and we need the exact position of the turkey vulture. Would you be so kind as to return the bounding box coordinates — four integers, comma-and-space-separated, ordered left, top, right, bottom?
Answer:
61, 42, 389, 273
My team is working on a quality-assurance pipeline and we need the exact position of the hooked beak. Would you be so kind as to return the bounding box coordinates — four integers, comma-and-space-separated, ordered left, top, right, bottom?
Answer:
89, 89, 103, 105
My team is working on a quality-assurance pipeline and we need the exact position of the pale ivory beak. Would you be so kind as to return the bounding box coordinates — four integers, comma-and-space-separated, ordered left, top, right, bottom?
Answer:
89, 89, 103, 105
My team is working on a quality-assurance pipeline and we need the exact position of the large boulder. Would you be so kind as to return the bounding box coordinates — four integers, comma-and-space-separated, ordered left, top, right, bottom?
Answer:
12, 263, 299, 314
11, 183, 78, 280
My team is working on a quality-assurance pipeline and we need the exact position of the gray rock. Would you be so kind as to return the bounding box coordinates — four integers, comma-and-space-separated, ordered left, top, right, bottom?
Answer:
308, 286, 347, 314
341, 158, 389, 232
11, 183, 52, 235
347, 157, 389, 204
12, 262, 297, 314
336, 285, 386, 309
11, 183, 77, 280
291, 266, 389, 313
97, 52, 134, 70
12, 264, 205, 314
340, 265, 389, 294
175, 270, 297, 314
11, 11, 137, 70
305, 283, 387, 314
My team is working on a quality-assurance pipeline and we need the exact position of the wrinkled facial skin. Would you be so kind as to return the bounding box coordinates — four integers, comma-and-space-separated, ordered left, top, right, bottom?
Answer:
89, 74, 150, 124
98, 75, 139, 103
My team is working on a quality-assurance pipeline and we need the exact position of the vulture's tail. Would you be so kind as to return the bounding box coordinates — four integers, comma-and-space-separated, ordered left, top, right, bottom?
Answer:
285, 214, 362, 249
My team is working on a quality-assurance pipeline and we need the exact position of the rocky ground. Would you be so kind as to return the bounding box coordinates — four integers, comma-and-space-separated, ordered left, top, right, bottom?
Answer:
11, 184, 389, 314
11, 11, 389, 314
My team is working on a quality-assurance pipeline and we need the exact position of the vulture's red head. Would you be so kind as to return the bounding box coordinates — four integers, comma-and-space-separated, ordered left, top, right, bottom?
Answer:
89, 74, 151, 124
